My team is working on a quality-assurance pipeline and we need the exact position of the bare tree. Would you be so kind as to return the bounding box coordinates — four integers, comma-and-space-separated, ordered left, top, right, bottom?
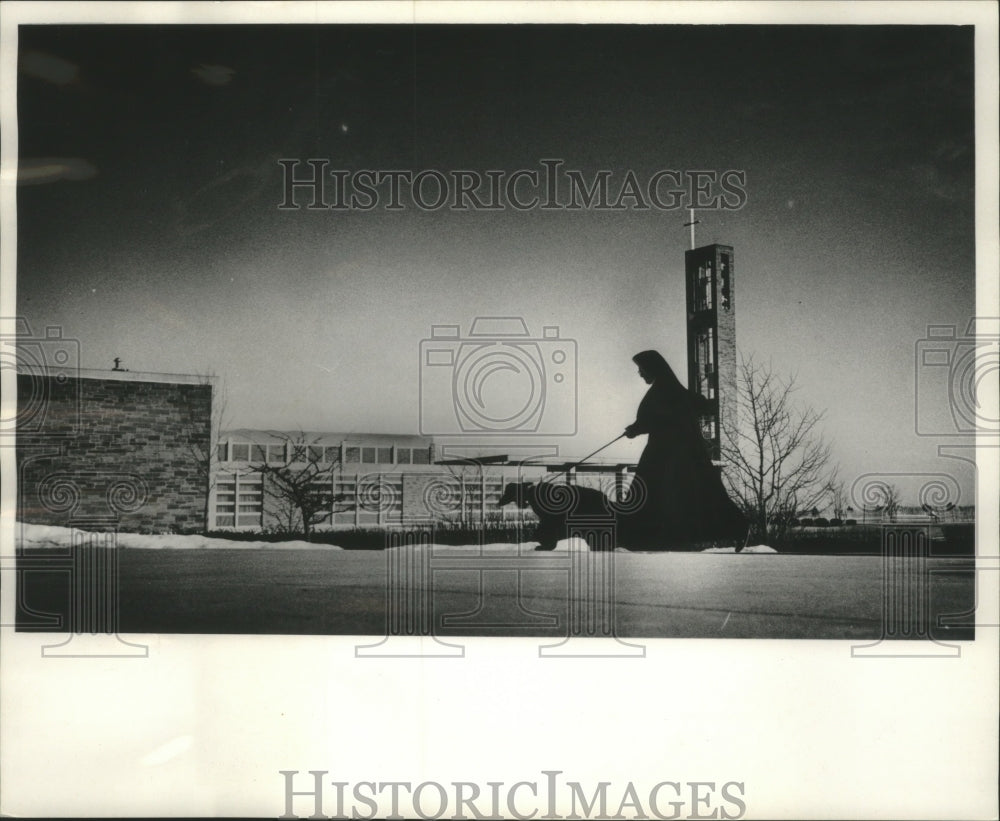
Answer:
879, 483, 901, 523
721, 355, 837, 540
831, 479, 849, 521
248, 432, 344, 540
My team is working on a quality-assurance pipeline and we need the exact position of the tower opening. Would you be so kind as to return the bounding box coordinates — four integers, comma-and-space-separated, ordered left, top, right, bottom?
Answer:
685, 244, 736, 462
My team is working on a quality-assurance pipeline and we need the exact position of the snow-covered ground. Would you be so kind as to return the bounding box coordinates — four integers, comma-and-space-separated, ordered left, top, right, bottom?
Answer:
15, 522, 775, 553
11, 523, 976, 641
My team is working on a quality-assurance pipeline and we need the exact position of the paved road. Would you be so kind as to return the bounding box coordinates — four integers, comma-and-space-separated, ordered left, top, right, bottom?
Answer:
17, 545, 975, 640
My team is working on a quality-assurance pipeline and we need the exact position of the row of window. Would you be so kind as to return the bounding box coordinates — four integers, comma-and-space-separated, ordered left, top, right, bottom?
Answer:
695, 327, 717, 400
216, 472, 266, 527
690, 253, 733, 313
346, 446, 430, 465
218, 442, 431, 465
211, 472, 559, 529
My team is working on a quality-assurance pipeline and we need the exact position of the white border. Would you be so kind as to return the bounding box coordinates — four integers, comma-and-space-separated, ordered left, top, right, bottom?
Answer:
1, 3, 997, 819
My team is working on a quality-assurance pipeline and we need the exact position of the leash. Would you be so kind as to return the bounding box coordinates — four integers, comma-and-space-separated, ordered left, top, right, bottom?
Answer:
559, 433, 627, 477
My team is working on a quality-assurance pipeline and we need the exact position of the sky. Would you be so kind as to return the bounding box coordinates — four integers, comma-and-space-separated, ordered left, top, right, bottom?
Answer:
13, 21, 980, 505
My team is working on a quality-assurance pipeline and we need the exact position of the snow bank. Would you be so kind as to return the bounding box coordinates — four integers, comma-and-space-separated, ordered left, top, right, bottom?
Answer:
427, 537, 593, 552
15, 523, 776, 554
15, 522, 342, 551
702, 544, 777, 554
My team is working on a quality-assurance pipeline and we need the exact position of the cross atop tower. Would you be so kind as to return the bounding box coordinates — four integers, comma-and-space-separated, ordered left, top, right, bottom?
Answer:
683, 208, 701, 250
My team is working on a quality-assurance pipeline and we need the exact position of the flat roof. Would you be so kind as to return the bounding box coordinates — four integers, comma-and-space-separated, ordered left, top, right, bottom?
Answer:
18, 367, 214, 386
222, 429, 433, 444
545, 463, 635, 473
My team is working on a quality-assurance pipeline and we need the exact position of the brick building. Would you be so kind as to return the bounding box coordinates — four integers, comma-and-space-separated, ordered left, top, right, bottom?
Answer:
16, 368, 214, 532
212, 429, 554, 530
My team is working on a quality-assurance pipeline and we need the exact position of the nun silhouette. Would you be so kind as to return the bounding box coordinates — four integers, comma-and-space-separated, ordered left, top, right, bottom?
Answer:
620, 350, 748, 550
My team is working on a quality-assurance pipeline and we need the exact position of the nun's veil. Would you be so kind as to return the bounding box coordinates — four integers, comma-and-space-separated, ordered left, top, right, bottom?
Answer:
632, 349, 707, 415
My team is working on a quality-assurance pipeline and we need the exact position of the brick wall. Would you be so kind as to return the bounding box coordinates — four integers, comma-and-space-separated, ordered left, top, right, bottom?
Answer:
715, 247, 738, 453
16, 372, 213, 532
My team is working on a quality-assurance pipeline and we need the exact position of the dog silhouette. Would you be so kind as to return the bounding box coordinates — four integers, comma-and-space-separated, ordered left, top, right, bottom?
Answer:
498, 481, 616, 551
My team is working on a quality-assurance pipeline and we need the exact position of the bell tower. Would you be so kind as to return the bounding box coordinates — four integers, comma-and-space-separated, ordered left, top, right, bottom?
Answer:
684, 243, 737, 461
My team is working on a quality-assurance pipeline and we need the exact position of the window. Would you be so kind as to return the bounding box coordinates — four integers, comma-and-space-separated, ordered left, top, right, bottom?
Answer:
335, 476, 359, 522
377, 447, 393, 464
213, 474, 262, 528
231, 443, 250, 462
346, 447, 360, 463
267, 444, 286, 463
693, 262, 713, 312
324, 446, 341, 464
361, 447, 377, 464
696, 329, 716, 399
215, 479, 236, 514
292, 445, 307, 463
251, 444, 266, 462
336, 478, 357, 503
397, 448, 411, 464
412, 447, 430, 465
719, 255, 732, 310
217, 443, 229, 462
308, 446, 323, 463
700, 416, 717, 441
